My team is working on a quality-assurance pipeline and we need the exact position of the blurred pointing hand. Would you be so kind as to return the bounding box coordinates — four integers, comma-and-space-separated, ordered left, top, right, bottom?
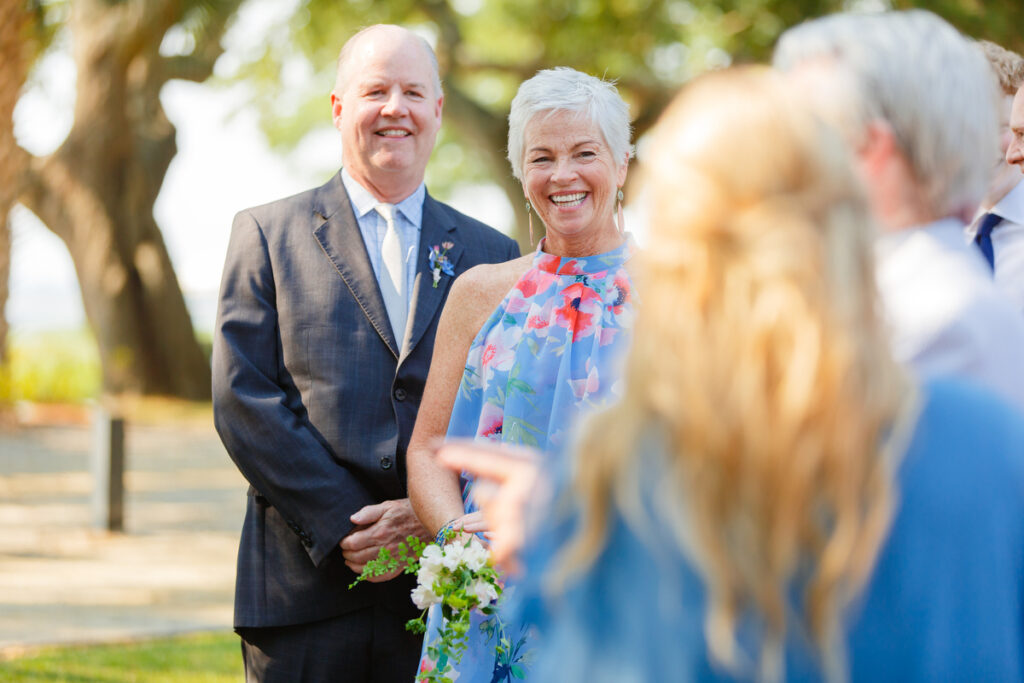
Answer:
436, 441, 541, 574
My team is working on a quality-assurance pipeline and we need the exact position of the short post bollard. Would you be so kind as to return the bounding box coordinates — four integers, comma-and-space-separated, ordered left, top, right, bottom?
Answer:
92, 409, 125, 531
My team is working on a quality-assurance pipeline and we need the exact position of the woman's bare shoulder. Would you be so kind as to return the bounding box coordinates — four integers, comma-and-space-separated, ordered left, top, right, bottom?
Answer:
458, 254, 533, 295
444, 254, 534, 334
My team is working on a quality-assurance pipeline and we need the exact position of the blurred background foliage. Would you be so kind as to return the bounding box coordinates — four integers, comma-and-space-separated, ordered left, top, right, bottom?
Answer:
0, 330, 100, 404
235, 0, 1024, 244
3, 0, 1024, 404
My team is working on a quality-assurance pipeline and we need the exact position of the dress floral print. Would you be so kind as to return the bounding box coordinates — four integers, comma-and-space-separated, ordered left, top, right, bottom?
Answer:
456, 238, 634, 455
419, 238, 636, 682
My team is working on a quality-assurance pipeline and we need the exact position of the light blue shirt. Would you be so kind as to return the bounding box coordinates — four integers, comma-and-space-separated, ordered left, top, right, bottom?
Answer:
517, 377, 1024, 682
875, 216, 1024, 413
341, 168, 424, 309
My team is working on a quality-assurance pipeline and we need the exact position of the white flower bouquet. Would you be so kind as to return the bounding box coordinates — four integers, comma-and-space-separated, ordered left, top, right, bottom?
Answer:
350, 532, 503, 683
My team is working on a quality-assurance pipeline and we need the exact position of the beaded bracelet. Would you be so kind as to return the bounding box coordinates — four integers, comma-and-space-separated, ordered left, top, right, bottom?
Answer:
435, 518, 459, 545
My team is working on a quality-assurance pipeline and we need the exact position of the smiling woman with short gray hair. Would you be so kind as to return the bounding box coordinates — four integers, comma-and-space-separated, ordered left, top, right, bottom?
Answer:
407, 67, 635, 680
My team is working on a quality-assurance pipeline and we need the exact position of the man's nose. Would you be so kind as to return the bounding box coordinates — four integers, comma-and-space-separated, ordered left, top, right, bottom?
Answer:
381, 89, 407, 117
1008, 139, 1024, 167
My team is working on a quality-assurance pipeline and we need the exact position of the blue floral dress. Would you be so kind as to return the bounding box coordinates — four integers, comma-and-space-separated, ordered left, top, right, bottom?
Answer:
418, 238, 636, 682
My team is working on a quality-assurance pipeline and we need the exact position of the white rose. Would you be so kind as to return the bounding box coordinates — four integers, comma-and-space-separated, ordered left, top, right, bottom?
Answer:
461, 538, 489, 572
416, 563, 439, 589
468, 578, 499, 606
420, 543, 444, 572
411, 583, 441, 610
441, 541, 467, 571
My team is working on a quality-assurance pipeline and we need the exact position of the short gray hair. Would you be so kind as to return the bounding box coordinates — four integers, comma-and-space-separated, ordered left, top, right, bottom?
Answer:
333, 24, 442, 98
773, 10, 999, 218
507, 67, 633, 182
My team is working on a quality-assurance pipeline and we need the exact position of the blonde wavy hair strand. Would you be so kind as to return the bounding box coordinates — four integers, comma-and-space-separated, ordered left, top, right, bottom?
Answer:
551, 67, 915, 682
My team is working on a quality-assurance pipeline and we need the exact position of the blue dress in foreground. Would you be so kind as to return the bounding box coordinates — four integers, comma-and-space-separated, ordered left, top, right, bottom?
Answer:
418, 238, 635, 681
516, 378, 1024, 682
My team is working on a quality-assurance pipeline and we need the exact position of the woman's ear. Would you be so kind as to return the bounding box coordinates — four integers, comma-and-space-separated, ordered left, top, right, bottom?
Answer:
617, 154, 630, 187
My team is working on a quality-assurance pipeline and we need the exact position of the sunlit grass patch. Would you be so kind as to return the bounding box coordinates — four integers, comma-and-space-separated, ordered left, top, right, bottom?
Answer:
0, 328, 102, 404
0, 631, 240, 682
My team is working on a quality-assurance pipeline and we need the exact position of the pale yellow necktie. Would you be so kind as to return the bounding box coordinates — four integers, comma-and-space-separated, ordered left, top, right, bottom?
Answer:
375, 202, 407, 347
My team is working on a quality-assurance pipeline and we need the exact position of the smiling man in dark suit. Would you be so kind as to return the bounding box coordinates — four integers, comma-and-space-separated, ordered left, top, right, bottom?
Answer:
212, 24, 519, 682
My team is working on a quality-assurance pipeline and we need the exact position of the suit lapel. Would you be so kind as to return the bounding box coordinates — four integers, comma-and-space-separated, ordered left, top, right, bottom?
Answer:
404, 194, 464, 360
311, 173, 400, 358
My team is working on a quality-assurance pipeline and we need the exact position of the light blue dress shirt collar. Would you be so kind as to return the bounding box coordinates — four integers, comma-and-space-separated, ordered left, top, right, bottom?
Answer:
341, 167, 425, 231
341, 168, 425, 306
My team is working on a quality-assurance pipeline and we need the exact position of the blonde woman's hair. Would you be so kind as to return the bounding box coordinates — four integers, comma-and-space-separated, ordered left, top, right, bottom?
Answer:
555, 67, 913, 682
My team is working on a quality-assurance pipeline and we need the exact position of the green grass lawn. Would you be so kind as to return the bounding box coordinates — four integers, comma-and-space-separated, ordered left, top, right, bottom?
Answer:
0, 631, 241, 682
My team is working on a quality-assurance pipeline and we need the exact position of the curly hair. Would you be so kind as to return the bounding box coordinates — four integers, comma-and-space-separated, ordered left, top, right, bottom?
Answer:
980, 39, 1024, 95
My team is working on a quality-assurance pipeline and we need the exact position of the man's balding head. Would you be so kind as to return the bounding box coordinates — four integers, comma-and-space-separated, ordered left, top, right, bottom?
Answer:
334, 25, 442, 99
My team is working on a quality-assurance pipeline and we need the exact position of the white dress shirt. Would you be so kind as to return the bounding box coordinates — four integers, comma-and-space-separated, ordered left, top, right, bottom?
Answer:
966, 178, 1024, 317
876, 217, 1024, 413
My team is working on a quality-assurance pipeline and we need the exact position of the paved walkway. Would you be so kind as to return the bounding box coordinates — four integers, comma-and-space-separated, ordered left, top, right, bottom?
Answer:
0, 411, 247, 655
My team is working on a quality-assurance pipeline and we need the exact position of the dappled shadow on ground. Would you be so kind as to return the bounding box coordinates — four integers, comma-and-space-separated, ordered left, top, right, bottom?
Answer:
0, 413, 247, 651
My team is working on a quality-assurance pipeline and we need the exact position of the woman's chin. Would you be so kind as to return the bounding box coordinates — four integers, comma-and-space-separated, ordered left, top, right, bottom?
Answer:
543, 216, 617, 241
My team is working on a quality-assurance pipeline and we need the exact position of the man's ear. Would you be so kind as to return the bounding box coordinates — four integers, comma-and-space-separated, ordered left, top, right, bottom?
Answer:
857, 120, 900, 176
330, 92, 343, 132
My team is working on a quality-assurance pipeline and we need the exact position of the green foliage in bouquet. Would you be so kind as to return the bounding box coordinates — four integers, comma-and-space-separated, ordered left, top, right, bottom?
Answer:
348, 535, 428, 587
350, 531, 504, 683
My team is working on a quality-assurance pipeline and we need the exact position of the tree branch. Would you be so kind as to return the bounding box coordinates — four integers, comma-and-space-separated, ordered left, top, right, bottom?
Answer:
442, 83, 532, 245
448, 58, 545, 82
4, 145, 34, 209
419, 0, 463, 75
160, 0, 244, 83
16, 153, 72, 244
629, 90, 674, 140
122, 0, 181, 57
162, 54, 216, 82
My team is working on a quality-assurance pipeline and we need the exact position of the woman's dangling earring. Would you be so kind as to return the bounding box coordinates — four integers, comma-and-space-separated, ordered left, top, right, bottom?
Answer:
526, 199, 535, 246
616, 188, 625, 236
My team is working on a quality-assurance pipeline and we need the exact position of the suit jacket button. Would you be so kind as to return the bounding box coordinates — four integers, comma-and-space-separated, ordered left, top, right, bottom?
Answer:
393, 387, 407, 402
301, 536, 313, 548
380, 456, 393, 470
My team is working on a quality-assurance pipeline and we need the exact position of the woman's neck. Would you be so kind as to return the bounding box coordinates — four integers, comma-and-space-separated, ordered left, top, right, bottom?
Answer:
541, 224, 624, 258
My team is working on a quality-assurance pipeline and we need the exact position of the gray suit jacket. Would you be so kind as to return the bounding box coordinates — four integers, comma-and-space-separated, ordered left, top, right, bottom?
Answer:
212, 171, 520, 627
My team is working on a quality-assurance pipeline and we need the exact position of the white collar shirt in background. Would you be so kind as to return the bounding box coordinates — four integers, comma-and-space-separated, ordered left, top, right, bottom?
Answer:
966, 178, 1024, 318
877, 217, 1024, 413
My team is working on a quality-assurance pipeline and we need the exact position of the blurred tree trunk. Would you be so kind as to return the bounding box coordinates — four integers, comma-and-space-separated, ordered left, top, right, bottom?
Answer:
15, 0, 242, 399
0, 2, 36, 365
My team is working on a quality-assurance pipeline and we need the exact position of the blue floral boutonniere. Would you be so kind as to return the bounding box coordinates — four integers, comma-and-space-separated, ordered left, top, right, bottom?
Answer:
428, 241, 456, 288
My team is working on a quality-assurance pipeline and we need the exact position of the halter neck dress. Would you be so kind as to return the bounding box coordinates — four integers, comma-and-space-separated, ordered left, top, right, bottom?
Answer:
418, 237, 636, 682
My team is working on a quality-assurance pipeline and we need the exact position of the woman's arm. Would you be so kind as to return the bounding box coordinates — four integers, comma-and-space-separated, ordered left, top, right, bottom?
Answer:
407, 261, 520, 539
